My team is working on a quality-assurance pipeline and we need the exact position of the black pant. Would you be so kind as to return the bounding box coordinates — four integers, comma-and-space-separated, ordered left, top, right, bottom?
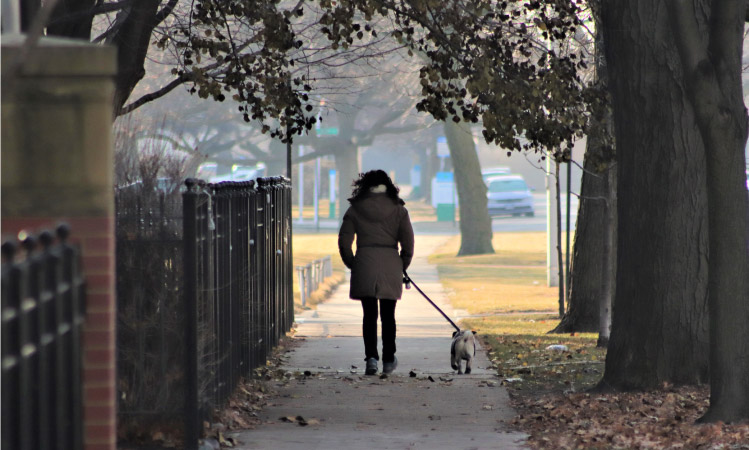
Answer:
361, 297, 396, 363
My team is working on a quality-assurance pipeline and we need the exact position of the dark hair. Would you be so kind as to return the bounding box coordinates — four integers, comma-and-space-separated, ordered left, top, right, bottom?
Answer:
348, 169, 404, 205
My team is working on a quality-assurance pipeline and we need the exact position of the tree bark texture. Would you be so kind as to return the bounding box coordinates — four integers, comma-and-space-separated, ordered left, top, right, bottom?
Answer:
600, 1, 710, 389
597, 166, 616, 347
443, 121, 494, 256
668, 1, 749, 422
108, 0, 163, 116
47, 0, 96, 39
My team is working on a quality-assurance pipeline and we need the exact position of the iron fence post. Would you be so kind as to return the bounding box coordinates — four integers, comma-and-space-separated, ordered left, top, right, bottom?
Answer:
58, 225, 85, 450
183, 179, 200, 450
248, 181, 259, 372
284, 177, 293, 332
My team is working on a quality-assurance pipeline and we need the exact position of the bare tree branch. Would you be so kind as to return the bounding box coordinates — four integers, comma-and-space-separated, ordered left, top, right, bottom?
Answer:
155, 0, 178, 25
119, 74, 189, 115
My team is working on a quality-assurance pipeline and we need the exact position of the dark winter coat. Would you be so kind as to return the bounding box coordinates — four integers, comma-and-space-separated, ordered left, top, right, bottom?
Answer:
338, 193, 415, 300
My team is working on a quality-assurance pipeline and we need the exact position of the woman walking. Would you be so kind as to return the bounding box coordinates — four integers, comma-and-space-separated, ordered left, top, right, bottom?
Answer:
338, 170, 415, 375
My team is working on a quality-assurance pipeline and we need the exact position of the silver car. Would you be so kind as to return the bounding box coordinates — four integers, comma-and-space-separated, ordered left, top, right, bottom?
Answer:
486, 174, 535, 217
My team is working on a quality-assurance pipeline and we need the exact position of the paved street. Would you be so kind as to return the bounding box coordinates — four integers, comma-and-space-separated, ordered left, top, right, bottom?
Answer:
295, 193, 577, 234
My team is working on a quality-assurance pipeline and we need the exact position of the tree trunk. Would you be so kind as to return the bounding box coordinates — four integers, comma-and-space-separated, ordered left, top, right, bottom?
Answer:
48, 0, 164, 116
422, 141, 439, 205
599, 1, 710, 390
597, 166, 615, 347
668, 2, 749, 423
47, 0, 96, 39
108, 0, 163, 116
335, 142, 359, 219
443, 121, 494, 256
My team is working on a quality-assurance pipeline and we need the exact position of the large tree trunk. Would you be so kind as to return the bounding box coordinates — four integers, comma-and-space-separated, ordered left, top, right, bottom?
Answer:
669, 2, 749, 423
335, 143, 359, 219
422, 141, 439, 205
107, 0, 163, 116
48, 0, 96, 39
600, 1, 710, 390
443, 121, 494, 256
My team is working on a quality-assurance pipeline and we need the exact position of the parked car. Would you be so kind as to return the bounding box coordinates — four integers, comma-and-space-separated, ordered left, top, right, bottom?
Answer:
481, 167, 511, 185
486, 174, 535, 217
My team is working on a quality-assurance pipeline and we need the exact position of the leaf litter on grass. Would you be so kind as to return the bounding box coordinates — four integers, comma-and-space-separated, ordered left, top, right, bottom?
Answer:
473, 329, 748, 449
514, 385, 749, 449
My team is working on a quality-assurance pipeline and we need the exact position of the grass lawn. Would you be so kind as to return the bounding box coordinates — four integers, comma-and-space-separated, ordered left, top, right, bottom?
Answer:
429, 232, 603, 394
429, 231, 568, 316
292, 233, 346, 311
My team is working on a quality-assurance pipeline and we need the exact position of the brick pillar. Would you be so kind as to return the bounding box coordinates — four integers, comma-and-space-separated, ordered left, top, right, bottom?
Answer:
1, 34, 117, 450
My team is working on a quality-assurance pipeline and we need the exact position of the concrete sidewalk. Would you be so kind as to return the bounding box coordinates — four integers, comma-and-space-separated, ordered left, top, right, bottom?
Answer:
229, 236, 527, 450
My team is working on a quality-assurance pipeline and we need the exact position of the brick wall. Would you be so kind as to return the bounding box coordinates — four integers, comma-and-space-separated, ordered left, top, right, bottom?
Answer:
1, 216, 117, 450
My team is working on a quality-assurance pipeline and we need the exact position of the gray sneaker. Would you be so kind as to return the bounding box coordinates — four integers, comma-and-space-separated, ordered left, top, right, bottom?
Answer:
365, 357, 378, 375
382, 356, 398, 374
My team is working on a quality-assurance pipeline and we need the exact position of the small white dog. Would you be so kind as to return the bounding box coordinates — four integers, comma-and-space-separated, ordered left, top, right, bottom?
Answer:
451, 330, 477, 374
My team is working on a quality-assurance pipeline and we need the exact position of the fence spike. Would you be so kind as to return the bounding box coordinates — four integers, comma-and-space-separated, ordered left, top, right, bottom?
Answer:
38, 230, 54, 249
1, 241, 17, 262
21, 235, 37, 253
56, 223, 71, 243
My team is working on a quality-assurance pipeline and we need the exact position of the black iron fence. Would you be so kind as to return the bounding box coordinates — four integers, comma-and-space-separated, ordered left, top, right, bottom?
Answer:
115, 176, 293, 448
1, 225, 86, 450
115, 178, 187, 438
182, 177, 293, 448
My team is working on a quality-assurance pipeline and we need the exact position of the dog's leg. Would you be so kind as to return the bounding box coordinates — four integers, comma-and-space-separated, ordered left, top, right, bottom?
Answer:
464, 356, 472, 374
451, 352, 459, 371
451, 339, 459, 371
